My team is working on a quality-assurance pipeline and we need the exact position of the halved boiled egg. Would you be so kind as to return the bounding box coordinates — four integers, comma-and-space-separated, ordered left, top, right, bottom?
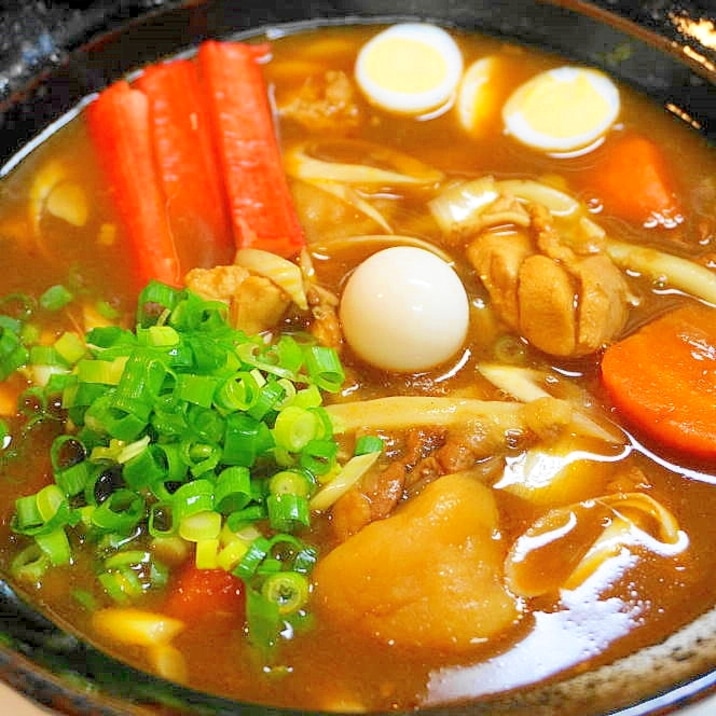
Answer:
456, 56, 504, 136
339, 246, 470, 373
355, 23, 464, 116
502, 66, 620, 153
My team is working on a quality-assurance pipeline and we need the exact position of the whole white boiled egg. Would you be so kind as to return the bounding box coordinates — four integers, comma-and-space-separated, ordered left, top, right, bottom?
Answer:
502, 66, 620, 154
355, 23, 464, 116
339, 246, 470, 373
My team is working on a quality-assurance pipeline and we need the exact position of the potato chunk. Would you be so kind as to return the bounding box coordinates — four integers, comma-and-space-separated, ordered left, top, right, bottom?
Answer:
312, 472, 521, 652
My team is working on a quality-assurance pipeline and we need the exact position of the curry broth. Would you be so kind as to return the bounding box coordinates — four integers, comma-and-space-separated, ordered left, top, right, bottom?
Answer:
0, 21, 714, 713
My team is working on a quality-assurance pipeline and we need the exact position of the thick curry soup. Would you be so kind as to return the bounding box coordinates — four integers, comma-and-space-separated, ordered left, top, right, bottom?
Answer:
0, 21, 715, 712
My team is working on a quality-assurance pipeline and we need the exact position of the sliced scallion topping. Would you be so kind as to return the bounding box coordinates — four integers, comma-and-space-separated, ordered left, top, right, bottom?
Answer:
5, 280, 349, 654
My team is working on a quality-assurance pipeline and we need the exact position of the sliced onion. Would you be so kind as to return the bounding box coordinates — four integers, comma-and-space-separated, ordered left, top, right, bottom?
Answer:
310, 451, 381, 511
477, 363, 624, 444
606, 237, 716, 305
284, 140, 444, 186
497, 179, 580, 217
429, 176, 581, 238
306, 179, 393, 233
310, 234, 454, 265
429, 176, 504, 235
234, 247, 308, 310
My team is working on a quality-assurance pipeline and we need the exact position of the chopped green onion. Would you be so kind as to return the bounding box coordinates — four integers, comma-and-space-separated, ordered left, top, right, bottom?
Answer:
304, 345, 345, 392
226, 505, 267, 531
35, 528, 72, 566
123, 444, 167, 490
84, 396, 147, 441
299, 439, 338, 477
76, 357, 127, 385
214, 371, 262, 413
137, 324, 180, 348
286, 384, 322, 410
91, 489, 145, 534
0, 419, 10, 450
355, 434, 385, 455
223, 413, 274, 467
245, 585, 282, 648
195, 538, 220, 569
99, 567, 144, 603
269, 470, 312, 498
215, 466, 252, 514
53, 332, 86, 365
10, 543, 50, 583
29, 344, 68, 369
95, 300, 121, 321
112, 352, 168, 420
246, 380, 286, 421
0, 326, 29, 380
55, 460, 92, 497
13, 484, 75, 537
104, 550, 151, 569
175, 373, 220, 408
72, 588, 98, 611
171, 479, 214, 521
261, 571, 310, 615
273, 406, 319, 453
233, 536, 272, 580
39, 284, 74, 311
4, 280, 351, 657
267, 493, 310, 532
179, 510, 222, 542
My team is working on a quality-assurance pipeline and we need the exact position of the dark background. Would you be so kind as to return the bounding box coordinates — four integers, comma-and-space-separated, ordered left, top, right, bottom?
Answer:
0, 0, 713, 146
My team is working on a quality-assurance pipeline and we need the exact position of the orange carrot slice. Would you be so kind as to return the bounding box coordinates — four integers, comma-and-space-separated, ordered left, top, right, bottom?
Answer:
164, 563, 245, 624
601, 303, 716, 459
582, 131, 682, 227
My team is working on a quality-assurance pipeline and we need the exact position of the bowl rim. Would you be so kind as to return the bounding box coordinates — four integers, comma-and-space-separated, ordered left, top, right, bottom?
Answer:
0, 1, 714, 714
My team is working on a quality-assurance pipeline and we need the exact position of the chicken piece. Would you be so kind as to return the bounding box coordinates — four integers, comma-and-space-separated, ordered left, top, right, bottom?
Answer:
573, 254, 630, 352
313, 472, 522, 652
467, 230, 532, 328
184, 265, 290, 335
297, 249, 344, 349
307, 283, 343, 349
518, 253, 578, 356
330, 428, 441, 540
230, 275, 291, 335
467, 195, 629, 357
184, 264, 250, 299
280, 70, 364, 134
331, 489, 372, 543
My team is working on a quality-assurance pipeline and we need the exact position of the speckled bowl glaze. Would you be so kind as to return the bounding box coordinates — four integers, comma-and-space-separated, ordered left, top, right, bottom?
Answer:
0, 1, 714, 714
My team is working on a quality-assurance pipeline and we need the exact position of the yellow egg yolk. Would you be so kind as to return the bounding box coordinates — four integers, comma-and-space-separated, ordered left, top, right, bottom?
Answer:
516, 71, 614, 140
361, 36, 449, 96
355, 23, 464, 116
503, 66, 620, 153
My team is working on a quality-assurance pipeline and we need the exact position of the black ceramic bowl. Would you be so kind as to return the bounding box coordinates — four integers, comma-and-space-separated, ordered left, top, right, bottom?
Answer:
0, 1, 714, 714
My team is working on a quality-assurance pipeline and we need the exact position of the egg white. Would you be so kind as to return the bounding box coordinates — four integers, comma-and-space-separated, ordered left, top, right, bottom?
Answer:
339, 246, 470, 373
503, 66, 620, 153
355, 23, 464, 116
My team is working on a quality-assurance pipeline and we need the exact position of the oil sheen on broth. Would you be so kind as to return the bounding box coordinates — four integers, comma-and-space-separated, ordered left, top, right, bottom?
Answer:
0, 21, 715, 713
